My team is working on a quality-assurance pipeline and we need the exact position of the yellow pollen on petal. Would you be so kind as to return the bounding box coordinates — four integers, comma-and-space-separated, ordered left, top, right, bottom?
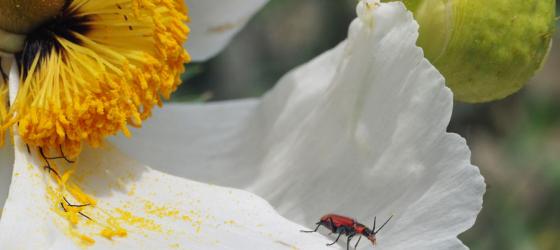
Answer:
47, 167, 130, 246
101, 227, 128, 240
44, 159, 195, 247
4, 0, 190, 157
79, 235, 96, 246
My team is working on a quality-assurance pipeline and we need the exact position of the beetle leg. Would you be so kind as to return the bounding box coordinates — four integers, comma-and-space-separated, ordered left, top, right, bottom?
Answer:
300, 223, 321, 233
354, 235, 362, 249
346, 234, 354, 250
326, 232, 343, 246
329, 217, 337, 233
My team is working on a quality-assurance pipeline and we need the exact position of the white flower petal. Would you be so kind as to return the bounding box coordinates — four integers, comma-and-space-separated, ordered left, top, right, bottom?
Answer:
0, 147, 13, 213
116, 2, 485, 249
186, 0, 268, 61
0, 137, 333, 249
0, 57, 14, 217
0, 64, 332, 249
0, 56, 15, 215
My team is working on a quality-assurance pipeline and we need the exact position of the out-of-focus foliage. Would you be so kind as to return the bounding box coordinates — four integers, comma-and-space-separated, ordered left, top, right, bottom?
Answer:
175, 1, 560, 249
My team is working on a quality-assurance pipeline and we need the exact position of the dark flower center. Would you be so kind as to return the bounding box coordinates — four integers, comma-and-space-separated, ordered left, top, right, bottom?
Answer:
17, 3, 92, 77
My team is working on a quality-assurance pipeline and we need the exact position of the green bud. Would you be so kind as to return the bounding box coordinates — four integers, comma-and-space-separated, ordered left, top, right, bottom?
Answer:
402, 0, 557, 103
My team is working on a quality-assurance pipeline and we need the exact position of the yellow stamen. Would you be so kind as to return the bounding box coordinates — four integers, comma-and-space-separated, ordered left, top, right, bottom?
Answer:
3, 0, 190, 157
0, 80, 8, 146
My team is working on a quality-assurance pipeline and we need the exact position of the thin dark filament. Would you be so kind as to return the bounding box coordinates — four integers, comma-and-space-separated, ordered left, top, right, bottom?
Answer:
40, 146, 75, 163
78, 212, 93, 221
40, 147, 62, 179
63, 196, 91, 208
61, 197, 94, 221
60, 202, 67, 212
37, 145, 93, 222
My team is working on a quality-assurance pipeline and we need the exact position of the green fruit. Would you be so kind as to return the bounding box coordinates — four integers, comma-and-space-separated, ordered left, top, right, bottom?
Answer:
401, 0, 557, 103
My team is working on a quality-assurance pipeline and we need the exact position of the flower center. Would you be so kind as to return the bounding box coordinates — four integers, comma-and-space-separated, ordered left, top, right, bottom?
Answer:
18, 5, 93, 78
1, 0, 190, 157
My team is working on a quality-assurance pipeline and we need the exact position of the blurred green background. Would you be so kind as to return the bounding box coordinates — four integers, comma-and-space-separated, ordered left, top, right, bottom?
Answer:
175, 1, 560, 249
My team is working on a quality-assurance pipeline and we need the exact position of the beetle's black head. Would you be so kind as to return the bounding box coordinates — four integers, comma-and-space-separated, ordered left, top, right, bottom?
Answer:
362, 227, 377, 245
362, 227, 373, 237
365, 214, 393, 245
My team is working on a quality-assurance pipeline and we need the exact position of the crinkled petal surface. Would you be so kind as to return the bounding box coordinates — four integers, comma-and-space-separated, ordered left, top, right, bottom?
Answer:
0, 63, 331, 249
0, 0, 266, 215
0, 136, 332, 249
116, 2, 485, 249
185, 0, 268, 61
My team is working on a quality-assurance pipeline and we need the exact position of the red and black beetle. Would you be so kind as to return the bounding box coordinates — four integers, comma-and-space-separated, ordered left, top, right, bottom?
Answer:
301, 214, 393, 249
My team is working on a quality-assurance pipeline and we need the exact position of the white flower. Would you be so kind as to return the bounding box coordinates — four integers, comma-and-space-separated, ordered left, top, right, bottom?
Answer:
185, 0, 269, 61
0, 1, 485, 249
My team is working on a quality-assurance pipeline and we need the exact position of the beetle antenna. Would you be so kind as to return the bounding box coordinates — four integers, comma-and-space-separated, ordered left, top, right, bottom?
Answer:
371, 216, 377, 232
374, 215, 393, 234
